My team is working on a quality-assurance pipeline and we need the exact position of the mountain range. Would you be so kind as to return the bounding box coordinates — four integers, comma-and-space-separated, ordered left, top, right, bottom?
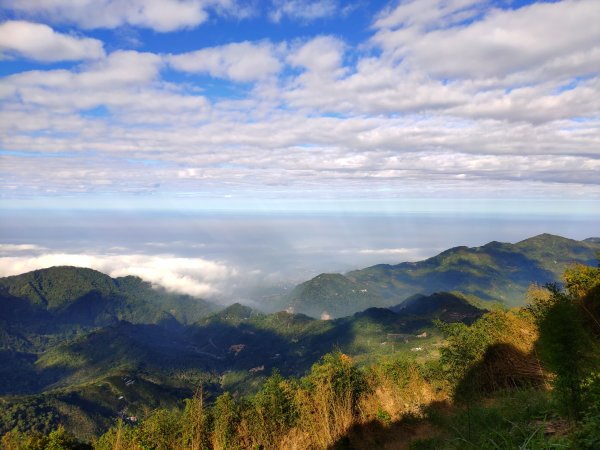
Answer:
282, 234, 600, 317
0, 269, 482, 438
1, 232, 597, 439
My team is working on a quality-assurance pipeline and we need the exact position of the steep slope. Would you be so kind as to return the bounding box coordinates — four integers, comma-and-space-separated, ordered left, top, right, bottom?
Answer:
0, 266, 217, 353
0, 287, 484, 436
389, 292, 484, 323
0, 265, 219, 404
283, 234, 600, 317
285, 273, 380, 318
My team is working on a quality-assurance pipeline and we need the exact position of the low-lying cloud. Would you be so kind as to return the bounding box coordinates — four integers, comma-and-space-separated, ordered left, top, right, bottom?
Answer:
0, 250, 238, 298
358, 248, 418, 256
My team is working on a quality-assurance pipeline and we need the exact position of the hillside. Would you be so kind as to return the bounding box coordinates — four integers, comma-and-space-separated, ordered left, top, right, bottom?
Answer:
283, 234, 600, 317
0, 266, 485, 439
1, 234, 595, 441
4, 262, 600, 448
0, 266, 216, 327
389, 291, 484, 323
0, 266, 217, 355
285, 273, 380, 318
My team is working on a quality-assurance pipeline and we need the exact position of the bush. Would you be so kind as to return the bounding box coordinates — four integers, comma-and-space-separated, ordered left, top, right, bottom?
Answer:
438, 311, 543, 402
529, 267, 600, 419
292, 352, 367, 448
212, 392, 240, 450
180, 388, 211, 450
2, 425, 91, 450
244, 371, 298, 448
574, 372, 600, 449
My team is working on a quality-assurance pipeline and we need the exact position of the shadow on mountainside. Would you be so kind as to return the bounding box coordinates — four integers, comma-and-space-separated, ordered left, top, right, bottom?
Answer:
327, 400, 451, 450
327, 341, 548, 449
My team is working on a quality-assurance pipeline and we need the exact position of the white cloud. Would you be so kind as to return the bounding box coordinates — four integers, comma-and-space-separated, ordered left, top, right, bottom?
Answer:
7, 50, 163, 90
280, 1, 600, 120
0, 243, 46, 253
2, 111, 599, 201
0, 50, 209, 118
373, 0, 600, 82
3, 0, 256, 32
269, 0, 338, 22
374, 0, 486, 31
288, 36, 345, 74
0, 20, 105, 62
450, 77, 600, 123
168, 41, 282, 82
3, 0, 209, 32
0, 1, 598, 207
358, 248, 415, 255
0, 251, 238, 298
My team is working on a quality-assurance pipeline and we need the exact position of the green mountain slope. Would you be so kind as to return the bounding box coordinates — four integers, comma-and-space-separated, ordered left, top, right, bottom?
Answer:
1, 264, 485, 440
0, 266, 217, 354
0, 266, 216, 326
283, 234, 600, 317
285, 273, 380, 318
390, 292, 485, 323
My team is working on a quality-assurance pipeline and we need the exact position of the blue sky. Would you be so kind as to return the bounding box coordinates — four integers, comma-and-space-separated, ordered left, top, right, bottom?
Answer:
0, 0, 599, 215
0, 0, 599, 298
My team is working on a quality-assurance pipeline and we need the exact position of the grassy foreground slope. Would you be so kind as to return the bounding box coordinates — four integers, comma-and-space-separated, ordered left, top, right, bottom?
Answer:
285, 234, 600, 317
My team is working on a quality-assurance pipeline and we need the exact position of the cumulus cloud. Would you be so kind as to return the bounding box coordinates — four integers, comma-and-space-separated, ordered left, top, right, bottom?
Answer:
0, 20, 105, 62
6, 50, 162, 91
0, 50, 209, 119
372, 0, 600, 82
168, 41, 282, 82
0, 251, 238, 298
269, 0, 338, 22
0, 0, 599, 207
4, 0, 208, 32
287, 35, 345, 75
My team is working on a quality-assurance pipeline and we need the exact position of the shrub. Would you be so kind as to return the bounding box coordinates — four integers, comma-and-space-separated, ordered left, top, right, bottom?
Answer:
180, 388, 211, 450
211, 392, 240, 450
574, 372, 600, 449
244, 371, 298, 448
292, 352, 367, 448
438, 311, 543, 402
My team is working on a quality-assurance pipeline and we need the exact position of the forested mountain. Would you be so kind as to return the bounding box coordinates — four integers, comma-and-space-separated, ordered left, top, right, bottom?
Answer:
0, 267, 484, 440
0, 266, 221, 435
1, 234, 598, 444
283, 234, 600, 317
0, 266, 216, 330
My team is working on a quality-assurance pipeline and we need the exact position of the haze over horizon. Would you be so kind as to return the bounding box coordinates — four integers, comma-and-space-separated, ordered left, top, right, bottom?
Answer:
1, 0, 599, 301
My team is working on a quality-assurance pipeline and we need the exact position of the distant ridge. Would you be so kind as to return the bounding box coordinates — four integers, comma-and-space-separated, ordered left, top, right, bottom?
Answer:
282, 234, 600, 317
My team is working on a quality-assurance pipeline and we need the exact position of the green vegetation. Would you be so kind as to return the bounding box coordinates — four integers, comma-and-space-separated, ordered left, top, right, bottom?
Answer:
286, 273, 381, 318
0, 268, 480, 441
2, 239, 600, 449
0, 266, 216, 330
6, 260, 600, 449
283, 234, 600, 317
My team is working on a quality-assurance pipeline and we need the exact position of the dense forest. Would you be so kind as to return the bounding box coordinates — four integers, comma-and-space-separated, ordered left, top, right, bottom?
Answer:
2, 260, 599, 449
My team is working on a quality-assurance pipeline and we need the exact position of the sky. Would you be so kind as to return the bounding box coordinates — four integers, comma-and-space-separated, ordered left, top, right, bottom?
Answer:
0, 0, 599, 302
